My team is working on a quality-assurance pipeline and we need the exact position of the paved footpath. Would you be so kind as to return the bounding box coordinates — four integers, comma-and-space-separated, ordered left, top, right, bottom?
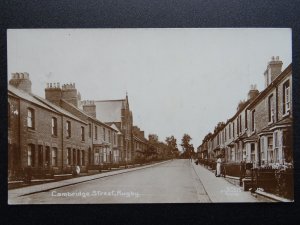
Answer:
191, 160, 268, 202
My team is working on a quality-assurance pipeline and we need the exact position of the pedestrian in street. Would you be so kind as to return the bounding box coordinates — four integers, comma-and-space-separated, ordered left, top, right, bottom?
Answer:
216, 157, 221, 177
240, 160, 246, 185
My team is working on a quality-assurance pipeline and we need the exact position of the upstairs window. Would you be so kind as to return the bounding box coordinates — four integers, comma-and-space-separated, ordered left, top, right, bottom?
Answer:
95, 126, 98, 140
245, 110, 248, 129
283, 80, 291, 114
251, 110, 255, 132
66, 121, 71, 138
27, 108, 35, 129
268, 94, 274, 123
81, 126, 85, 141
88, 123, 92, 138
52, 117, 58, 136
103, 128, 106, 141
239, 115, 242, 133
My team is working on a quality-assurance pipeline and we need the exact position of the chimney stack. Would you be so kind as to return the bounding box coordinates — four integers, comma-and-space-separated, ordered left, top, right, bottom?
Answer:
248, 84, 259, 101
9, 73, 32, 93
82, 100, 96, 118
264, 56, 283, 88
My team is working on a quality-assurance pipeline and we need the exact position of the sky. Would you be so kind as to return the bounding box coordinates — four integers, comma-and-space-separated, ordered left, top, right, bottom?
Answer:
7, 28, 292, 150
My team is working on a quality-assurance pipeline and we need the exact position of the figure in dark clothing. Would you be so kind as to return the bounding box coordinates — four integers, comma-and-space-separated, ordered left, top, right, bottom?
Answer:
240, 160, 246, 185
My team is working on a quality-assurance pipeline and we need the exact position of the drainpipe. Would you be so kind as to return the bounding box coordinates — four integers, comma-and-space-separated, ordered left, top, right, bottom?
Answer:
61, 115, 64, 173
276, 86, 278, 122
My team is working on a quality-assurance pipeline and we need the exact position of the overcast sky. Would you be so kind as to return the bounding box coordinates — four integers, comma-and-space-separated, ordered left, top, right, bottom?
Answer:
7, 28, 292, 149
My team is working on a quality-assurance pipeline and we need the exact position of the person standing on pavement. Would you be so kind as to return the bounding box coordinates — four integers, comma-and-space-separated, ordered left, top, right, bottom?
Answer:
216, 157, 221, 177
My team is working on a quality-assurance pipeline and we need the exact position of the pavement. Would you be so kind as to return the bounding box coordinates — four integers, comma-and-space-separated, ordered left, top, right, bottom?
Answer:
191, 160, 268, 203
8, 159, 270, 204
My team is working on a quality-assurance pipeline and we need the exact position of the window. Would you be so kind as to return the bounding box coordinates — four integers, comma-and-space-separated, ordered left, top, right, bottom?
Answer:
94, 126, 97, 140
251, 110, 255, 132
283, 80, 290, 114
67, 148, 72, 165
103, 128, 106, 141
239, 115, 242, 133
27, 108, 35, 129
233, 122, 235, 138
267, 137, 273, 163
52, 148, 57, 166
66, 121, 71, 137
274, 131, 279, 163
260, 137, 265, 163
113, 132, 117, 145
52, 117, 58, 136
88, 123, 92, 138
27, 144, 35, 166
224, 128, 227, 142
81, 126, 85, 141
237, 117, 239, 134
108, 130, 111, 143
245, 110, 248, 129
251, 143, 255, 162
268, 94, 274, 123
229, 123, 231, 139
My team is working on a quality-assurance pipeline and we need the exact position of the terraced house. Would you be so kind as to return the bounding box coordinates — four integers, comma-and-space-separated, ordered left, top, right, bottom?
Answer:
198, 57, 293, 168
8, 73, 119, 179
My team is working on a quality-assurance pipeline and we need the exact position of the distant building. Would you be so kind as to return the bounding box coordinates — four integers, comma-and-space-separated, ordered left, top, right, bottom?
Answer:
90, 95, 134, 162
132, 126, 148, 161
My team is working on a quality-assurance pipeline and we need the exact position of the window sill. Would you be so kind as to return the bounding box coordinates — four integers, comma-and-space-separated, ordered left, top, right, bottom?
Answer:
268, 121, 274, 126
52, 135, 58, 138
282, 113, 290, 118
27, 128, 36, 133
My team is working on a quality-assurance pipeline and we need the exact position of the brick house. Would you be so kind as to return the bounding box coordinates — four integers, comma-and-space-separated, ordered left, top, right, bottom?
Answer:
199, 57, 293, 168
44, 83, 120, 166
8, 73, 121, 180
8, 74, 88, 177
132, 126, 148, 161
247, 58, 292, 166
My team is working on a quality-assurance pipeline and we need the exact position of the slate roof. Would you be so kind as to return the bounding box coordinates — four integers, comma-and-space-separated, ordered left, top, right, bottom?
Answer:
94, 100, 125, 122
32, 95, 87, 124
8, 85, 55, 112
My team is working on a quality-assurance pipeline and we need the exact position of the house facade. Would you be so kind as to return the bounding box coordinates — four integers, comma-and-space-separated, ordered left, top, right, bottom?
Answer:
8, 73, 121, 180
199, 57, 293, 168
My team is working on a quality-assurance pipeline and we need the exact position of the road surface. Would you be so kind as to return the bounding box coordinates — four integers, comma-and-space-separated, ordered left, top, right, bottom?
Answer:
10, 159, 211, 204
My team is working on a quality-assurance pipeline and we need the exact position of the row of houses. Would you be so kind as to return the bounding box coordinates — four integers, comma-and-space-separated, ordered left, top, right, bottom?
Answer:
197, 57, 293, 168
8, 73, 171, 179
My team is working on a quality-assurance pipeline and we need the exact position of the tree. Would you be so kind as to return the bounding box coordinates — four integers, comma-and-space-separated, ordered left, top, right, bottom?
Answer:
165, 135, 179, 158
180, 134, 195, 158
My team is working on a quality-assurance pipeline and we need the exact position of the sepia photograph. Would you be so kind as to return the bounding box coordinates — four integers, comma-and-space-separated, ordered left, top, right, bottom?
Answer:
7, 28, 293, 204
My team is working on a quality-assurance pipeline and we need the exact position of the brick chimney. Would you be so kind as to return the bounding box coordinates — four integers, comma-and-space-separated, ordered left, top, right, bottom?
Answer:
247, 84, 259, 101
264, 56, 283, 88
45, 82, 80, 107
45, 82, 62, 105
9, 73, 32, 93
82, 100, 96, 118
61, 83, 79, 107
